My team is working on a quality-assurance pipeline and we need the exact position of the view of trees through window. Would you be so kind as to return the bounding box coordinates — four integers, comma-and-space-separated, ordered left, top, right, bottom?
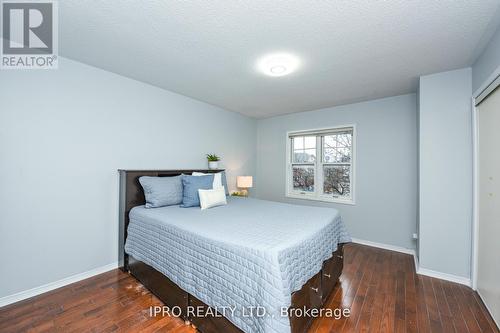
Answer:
292, 166, 315, 192
323, 165, 350, 197
322, 132, 352, 198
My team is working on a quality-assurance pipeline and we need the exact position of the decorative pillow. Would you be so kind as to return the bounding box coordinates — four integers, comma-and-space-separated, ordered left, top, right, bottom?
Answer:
220, 171, 229, 195
198, 187, 227, 210
180, 174, 214, 208
139, 175, 183, 208
192, 172, 222, 188
192, 171, 229, 195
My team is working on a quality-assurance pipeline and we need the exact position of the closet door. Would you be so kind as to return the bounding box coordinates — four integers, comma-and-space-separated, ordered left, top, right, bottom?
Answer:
477, 85, 500, 326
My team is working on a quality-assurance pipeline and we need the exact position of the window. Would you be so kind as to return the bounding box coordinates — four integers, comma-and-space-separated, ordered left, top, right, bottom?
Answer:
286, 126, 355, 204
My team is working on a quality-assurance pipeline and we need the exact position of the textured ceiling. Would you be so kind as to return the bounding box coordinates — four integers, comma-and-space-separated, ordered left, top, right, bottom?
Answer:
60, 1, 500, 118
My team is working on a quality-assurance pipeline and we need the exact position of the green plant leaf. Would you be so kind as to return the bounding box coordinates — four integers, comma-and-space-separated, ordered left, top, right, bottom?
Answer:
206, 153, 220, 161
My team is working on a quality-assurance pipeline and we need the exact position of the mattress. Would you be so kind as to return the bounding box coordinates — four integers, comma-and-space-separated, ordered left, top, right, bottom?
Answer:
124, 197, 350, 333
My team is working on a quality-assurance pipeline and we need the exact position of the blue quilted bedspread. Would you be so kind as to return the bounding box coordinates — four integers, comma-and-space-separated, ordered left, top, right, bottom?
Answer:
125, 197, 350, 333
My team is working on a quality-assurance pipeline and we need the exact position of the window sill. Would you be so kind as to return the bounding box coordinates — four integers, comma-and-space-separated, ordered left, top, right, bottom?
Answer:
286, 193, 355, 205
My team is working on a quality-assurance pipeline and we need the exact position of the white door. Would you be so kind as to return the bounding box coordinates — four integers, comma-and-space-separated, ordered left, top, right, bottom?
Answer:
477, 85, 500, 326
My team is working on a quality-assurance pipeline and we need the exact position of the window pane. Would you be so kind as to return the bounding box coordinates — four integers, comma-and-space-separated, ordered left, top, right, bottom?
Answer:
304, 148, 316, 162
323, 165, 350, 198
324, 135, 336, 147
293, 150, 315, 163
304, 136, 316, 149
293, 137, 304, 150
292, 136, 316, 163
323, 132, 352, 163
324, 148, 335, 163
293, 166, 315, 192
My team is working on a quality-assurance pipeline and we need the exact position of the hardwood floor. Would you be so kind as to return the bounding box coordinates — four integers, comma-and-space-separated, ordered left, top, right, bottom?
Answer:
1, 243, 498, 333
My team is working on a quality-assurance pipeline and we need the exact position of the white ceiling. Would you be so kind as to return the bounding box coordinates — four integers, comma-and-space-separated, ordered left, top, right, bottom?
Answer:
60, 1, 500, 118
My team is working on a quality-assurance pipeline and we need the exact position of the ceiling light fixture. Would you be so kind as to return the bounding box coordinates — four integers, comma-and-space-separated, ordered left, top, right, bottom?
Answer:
257, 53, 300, 77
270, 65, 286, 74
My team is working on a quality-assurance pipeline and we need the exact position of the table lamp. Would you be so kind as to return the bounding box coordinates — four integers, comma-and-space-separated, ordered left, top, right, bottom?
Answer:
236, 176, 253, 197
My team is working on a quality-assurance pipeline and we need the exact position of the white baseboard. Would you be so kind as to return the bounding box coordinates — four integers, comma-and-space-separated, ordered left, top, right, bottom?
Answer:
351, 238, 471, 287
417, 267, 471, 287
477, 289, 500, 330
351, 238, 416, 255
0, 262, 118, 308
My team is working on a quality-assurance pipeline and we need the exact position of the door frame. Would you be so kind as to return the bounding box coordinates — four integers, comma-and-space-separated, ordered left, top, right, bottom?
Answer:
471, 66, 500, 291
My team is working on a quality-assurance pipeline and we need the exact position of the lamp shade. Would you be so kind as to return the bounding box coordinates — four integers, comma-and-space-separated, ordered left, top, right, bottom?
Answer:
237, 176, 253, 188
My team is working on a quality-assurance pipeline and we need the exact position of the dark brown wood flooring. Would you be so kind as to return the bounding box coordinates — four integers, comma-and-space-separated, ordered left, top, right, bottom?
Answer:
1, 243, 498, 333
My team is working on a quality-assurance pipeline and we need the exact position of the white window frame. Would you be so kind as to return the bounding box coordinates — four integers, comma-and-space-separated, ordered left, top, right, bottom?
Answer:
285, 125, 356, 205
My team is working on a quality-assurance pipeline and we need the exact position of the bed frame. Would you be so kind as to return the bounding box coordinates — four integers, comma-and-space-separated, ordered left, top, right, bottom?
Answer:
118, 169, 345, 333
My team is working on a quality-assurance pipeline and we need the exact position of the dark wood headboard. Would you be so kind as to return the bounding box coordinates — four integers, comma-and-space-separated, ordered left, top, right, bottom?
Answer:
118, 169, 224, 271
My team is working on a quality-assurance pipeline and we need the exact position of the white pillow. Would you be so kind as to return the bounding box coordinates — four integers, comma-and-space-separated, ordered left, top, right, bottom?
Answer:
198, 187, 227, 210
192, 172, 223, 189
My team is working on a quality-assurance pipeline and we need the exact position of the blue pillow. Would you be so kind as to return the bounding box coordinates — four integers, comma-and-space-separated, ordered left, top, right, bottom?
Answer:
220, 171, 229, 195
181, 174, 214, 208
139, 175, 183, 208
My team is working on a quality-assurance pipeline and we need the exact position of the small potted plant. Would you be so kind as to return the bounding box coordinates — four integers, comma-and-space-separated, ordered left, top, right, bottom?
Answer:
206, 154, 220, 170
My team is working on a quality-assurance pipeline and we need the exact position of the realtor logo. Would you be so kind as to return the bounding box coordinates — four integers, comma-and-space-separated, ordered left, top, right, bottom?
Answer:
1, 0, 58, 69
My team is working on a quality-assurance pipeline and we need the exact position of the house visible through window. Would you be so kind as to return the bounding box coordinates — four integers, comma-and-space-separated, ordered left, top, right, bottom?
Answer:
287, 126, 355, 204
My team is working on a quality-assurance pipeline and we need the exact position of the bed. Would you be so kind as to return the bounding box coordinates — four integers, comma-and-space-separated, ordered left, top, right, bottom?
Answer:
118, 169, 350, 333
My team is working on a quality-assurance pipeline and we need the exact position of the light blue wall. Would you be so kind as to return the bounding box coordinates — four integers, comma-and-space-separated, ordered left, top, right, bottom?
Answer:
256, 94, 418, 250
0, 57, 257, 299
4, 32, 497, 300
473, 23, 500, 93
418, 68, 472, 278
